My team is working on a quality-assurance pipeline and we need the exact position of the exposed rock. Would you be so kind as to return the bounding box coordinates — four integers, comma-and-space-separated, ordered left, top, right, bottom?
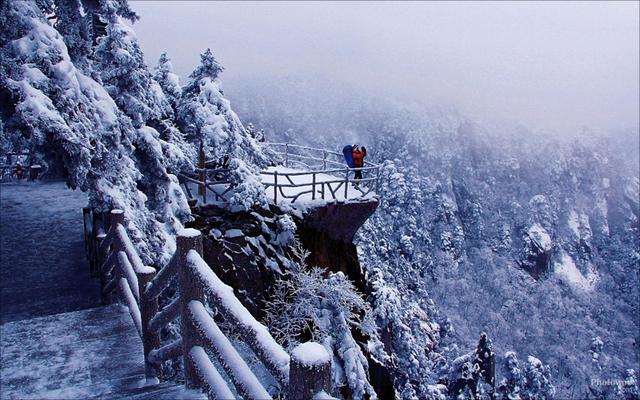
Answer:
299, 199, 379, 243
520, 223, 552, 279
186, 204, 299, 318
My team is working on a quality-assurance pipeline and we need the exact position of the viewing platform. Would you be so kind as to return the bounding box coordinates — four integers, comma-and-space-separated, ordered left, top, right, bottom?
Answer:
179, 143, 380, 207
179, 143, 381, 242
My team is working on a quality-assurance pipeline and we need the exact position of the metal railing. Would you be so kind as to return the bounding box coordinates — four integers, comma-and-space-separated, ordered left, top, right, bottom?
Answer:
178, 169, 233, 204
0, 152, 42, 180
262, 143, 381, 203
178, 143, 381, 206
84, 209, 335, 399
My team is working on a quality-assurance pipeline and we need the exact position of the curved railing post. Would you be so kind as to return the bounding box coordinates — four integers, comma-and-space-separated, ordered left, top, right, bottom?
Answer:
285, 143, 289, 167
177, 229, 204, 389
107, 210, 125, 304
202, 170, 207, 204
198, 140, 205, 198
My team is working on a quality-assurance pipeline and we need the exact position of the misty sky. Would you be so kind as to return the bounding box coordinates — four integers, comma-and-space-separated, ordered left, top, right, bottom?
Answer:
129, 1, 639, 134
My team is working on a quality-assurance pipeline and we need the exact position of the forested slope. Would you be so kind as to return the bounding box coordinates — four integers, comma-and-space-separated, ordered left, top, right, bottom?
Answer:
230, 76, 639, 399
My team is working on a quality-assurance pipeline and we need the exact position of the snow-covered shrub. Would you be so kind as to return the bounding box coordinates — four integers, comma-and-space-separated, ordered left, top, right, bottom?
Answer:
590, 336, 604, 366
498, 351, 526, 399
270, 214, 297, 246
524, 356, 555, 399
226, 158, 268, 212
265, 264, 384, 399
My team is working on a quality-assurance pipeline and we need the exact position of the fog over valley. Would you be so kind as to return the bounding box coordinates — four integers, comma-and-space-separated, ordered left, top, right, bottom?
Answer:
130, 1, 639, 136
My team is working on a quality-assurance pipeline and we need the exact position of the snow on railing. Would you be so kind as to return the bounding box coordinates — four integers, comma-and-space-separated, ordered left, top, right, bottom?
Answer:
178, 142, 381, 206
262, 143, 380, 203
88, 209, 160, 378
178, 230, 281, 397
84, 210, 334, 398
185, 246, 290, 385
176, 229, 334, 398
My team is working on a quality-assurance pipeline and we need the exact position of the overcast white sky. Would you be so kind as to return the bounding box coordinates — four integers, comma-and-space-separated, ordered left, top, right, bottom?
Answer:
129, 1, 639, 134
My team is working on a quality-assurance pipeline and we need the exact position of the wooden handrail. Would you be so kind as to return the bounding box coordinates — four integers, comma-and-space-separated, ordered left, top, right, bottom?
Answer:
186, 248, 291, 385
94, 209, 160, 378
187, 300, 272, 399
85, 212, 334, 397
188, 346, 235, 399
144, 255, 177, 299
176, 229, 332, 398
148, 296, 180, 334
149, 338, 183, 365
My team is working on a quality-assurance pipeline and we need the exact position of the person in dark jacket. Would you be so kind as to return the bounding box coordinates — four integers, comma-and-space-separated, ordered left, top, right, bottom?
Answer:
352, 144, 367, 183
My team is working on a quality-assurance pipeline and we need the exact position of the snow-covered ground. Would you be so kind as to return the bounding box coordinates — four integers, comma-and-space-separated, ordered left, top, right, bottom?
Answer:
0, 181, 207, 399
1, 305, 144, 399
554, 252, 599, 292
0, 181, 100, 323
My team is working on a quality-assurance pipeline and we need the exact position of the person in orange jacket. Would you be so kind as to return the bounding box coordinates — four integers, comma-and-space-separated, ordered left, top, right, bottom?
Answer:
14, 162, 25, 180
351, 144, 367, 183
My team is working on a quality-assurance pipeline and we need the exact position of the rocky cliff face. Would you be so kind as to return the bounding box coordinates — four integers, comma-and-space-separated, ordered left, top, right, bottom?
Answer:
187, 199, 378, 314
186, 204, 300, 318
299, 199, 379, 242
188, 199, 389, 395
296, 199, 378, 293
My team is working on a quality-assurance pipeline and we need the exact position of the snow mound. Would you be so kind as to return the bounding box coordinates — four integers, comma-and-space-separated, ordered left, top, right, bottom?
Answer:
554, 253, 598, 292
292, 342, 331, 367
178, 228, 201, 238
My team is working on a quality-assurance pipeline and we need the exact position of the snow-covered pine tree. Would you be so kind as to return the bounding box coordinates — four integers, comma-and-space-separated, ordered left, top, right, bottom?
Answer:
176, 48, 266, 166
151, 50, 194, 168
1, 0, 189, 264
498, 351, 526, 399
497, 352, 555, 400
91, 0, 193, 259
52, 0, 91, 72
153, 51, 182, 114
176, 48, 269, 211
93, 7, 171, 128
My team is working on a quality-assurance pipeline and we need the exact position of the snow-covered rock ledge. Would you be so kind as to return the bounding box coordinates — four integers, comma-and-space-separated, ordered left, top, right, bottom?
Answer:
292, 198, 379, 243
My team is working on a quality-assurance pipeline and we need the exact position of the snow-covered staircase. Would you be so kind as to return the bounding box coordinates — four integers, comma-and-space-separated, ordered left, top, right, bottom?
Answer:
0, 304, 204, 399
